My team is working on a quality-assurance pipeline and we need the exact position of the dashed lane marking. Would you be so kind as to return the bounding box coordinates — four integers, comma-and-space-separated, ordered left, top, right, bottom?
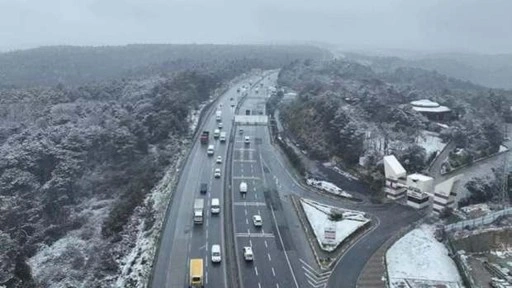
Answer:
235, 232, 275, 238
234, 202, 266, 207
233, 176, 261, 180
272, 267, 276, 276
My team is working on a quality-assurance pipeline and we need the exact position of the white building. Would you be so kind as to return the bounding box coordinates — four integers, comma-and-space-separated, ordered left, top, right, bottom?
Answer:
432, 175, 463, 214
383, 155, 407, 200
410, 99, 451, 121
406, 173, 434, 209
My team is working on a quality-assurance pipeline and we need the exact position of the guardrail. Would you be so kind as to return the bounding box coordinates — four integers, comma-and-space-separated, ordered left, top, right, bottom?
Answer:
444, 207, 512, 231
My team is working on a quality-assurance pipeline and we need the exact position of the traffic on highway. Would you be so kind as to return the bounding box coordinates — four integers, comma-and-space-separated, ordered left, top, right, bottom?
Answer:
150, 71, 421, 288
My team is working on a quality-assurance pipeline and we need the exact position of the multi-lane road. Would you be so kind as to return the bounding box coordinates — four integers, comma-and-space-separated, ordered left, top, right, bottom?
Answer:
150, 71, 422, 288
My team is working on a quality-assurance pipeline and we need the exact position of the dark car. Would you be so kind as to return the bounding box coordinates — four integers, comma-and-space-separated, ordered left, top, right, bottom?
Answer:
200, 183, 207, 194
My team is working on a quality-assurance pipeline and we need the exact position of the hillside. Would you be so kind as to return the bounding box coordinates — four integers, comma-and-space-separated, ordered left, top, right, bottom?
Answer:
277, 59, 512, 188
342, 52, 512, 90
0, 45, 328, 287
0, 44, 328, 87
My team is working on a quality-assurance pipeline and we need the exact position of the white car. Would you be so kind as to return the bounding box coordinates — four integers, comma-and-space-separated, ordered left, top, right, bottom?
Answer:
216, 156, 222, 164
252, 215, 262, 227
244, 136, 250, 144
243, 247, 253, 261
211, 244, 221, 263
214, 168, 221, 178
218, 122, 223, 129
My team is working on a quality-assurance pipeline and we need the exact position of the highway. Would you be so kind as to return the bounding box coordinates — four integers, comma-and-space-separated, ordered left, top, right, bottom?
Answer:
231, 75, 301, 288
151, 70, 423, 288
150, 73, 265, 288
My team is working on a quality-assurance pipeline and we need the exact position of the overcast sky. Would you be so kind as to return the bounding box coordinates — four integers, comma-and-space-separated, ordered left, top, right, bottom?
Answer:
0, 0, 511, 54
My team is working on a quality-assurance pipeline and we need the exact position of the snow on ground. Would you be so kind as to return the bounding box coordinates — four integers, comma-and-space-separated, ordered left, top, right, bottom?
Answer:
386, 225, 463, 288
188, 102, 208, 133
416, 131, 446, 156
115, 148, 187, 287
306, 178, 353, 198
300, 198, 370, 252
28, 198, 113, 287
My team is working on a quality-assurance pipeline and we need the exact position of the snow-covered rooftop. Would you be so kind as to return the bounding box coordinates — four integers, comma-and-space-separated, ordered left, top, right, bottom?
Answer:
384, 155, 406, 180
411, 99, 451, 113
408, 173, 433, 182
434, 175, 463, 197
411, 99, 440, 108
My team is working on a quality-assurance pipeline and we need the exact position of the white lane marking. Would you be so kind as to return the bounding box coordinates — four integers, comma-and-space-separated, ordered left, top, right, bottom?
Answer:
247, 228, 250, 234
245, 209, 248, 215
249, 239, 253, 247
246, 218, 249, 225
255, 266, 259, 276
258, 283, 262, 288
258, 209, 261, 214
234, 202, 266, 207
255, 193, 258, 199
268, 253, 272, 261
235, 233, 275, 238
264, 240, 268, 248
253, 187, 257, 191
272, 267, 276, 276
276, 284, 280, 288
270, 204, 300, 288
206, 271, 208, 284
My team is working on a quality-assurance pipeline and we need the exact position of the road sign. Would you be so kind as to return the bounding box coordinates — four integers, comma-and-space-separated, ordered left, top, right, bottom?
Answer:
323, 225, 336, 244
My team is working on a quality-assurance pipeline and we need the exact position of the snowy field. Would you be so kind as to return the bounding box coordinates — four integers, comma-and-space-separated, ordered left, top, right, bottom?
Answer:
306, 178, 353, 198
386, 225, 463, 288
300, 198, 370, 252
416, 131, 446, 156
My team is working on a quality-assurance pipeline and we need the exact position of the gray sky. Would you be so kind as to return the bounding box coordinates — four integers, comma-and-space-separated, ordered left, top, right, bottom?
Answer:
1, 0, 511, 53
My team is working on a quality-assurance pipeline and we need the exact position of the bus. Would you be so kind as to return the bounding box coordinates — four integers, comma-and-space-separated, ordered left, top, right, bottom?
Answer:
189, 258, 203, 287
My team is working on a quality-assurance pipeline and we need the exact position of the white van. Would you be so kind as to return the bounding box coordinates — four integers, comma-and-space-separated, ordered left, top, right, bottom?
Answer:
219, 131, 227, 142
240, 182, 248, 194
211, 198, 220, 214
207, 145, 214, 156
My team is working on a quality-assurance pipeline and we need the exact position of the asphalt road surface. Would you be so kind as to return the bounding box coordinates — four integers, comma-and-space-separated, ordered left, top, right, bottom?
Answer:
150, 74, 265, 288
151, 71, 423, 288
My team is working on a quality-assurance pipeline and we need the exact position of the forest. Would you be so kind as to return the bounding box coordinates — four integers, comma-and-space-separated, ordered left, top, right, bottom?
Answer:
0, 44, 325, 287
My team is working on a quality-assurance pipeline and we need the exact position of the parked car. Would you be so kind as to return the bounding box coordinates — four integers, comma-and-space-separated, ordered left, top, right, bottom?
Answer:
244, 136, 250, 144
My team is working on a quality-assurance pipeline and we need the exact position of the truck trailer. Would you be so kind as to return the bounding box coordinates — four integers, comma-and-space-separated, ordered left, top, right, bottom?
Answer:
194, 199, 204, 224
200, 131, 209, 144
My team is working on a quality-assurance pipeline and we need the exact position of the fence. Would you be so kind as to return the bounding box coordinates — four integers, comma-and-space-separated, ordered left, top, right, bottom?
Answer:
445, 207, 512, 231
